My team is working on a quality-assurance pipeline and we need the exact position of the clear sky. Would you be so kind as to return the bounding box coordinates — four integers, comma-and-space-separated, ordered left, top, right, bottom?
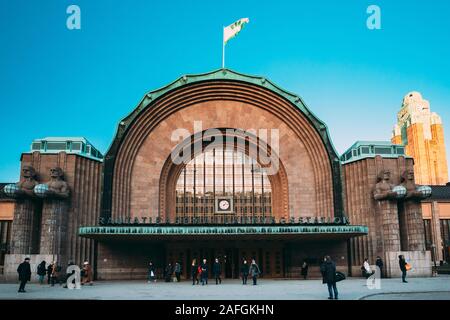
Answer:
1, 0, 449, 182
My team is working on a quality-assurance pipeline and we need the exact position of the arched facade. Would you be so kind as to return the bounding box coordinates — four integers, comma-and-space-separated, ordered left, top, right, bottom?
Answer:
101, 69, 344, 222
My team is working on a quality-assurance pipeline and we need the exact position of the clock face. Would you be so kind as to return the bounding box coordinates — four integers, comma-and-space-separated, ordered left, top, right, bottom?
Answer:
219, 199, 230, 210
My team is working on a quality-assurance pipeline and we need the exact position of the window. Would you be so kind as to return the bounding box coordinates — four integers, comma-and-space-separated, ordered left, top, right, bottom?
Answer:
46, 142, 67, 151
175, 145, 272, 221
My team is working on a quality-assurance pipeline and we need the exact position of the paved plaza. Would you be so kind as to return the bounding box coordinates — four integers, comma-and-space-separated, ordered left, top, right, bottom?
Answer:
0, 276, 449, 300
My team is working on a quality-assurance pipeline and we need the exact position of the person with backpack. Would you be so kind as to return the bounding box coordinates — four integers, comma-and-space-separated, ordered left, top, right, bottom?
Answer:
320, 255, 338, 300
37, 260, 46, 285
249, 259, 261, 285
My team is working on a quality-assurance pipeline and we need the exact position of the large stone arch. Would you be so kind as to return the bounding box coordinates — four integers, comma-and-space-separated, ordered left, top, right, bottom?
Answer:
101, 69, 344, 221
159, 128, 289, 222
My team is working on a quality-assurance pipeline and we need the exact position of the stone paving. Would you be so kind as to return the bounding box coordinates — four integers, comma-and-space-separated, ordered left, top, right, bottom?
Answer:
0, 276, 449, 300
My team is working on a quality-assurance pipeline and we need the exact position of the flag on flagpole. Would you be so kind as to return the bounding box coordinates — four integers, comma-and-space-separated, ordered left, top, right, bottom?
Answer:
223, 18, 250, 45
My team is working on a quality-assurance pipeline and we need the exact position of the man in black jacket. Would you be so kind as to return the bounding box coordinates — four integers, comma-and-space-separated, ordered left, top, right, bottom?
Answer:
320, 255, 338, 300
213, 258, 222, 285
399, 255, 408, 283
17, 257, 32, 293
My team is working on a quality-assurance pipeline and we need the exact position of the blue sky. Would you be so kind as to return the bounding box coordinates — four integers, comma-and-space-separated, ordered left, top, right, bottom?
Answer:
1, 0, 449, 182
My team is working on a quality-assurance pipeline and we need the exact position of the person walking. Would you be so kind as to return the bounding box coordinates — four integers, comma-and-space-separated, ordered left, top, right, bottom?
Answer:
249, 259, 261, 285
148, 261, 156, 283
200, 258, 208, 285
37, 260, 46, 285
399, 255, 408, 283
46, 261, 54, 285
174, 262, 182, 282
164, 263, 173, 282
376, 256, 384, 278
81, 261, 93, 285
362, 258, 375, 279
213, 258, 222, 285
191, 259, 199, 285
17, 257, 31, 293
50, 261, 60, 286
320, 255, 338, 300
241, 259, 249, 285
301, 261, 308, 280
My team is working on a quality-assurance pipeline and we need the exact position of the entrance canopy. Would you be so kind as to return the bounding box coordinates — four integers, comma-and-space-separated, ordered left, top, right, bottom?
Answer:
79, 225, 368, 241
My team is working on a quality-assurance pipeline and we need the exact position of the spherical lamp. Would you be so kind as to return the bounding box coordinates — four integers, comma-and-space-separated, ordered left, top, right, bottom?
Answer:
392, 185, 407, 199
417, 185, 432, 198
2, 184, 19, 197
34, 184, 49, 198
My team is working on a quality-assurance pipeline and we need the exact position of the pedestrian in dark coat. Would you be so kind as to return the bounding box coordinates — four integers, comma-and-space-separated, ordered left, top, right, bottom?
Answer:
17, 257, 31, 293
249, 259, 261, 285
301, 261, 308, 280
174, 262, 182, 282
241, 260, 249, 285
46, 262, 53, 284
165, 263, 173, 282
399, 255, 408, 283
191, 259, 199, 285
37, 260, 46, 284
376, 256, 384, 278
213, 258, 222, 285
200, 258, 208, 285
320, 255, 338, 299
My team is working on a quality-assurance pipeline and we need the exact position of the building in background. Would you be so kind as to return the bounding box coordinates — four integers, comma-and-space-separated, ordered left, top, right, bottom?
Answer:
422, 184, 450, 263
0, 183, 14, 275
392, 91, 449, 185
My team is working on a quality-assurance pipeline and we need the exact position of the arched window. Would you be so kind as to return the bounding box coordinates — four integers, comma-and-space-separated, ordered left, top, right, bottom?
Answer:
175, 146, 272, 221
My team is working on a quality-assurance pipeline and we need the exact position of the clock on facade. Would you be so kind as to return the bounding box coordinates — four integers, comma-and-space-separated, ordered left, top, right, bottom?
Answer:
215, 196, 234, 214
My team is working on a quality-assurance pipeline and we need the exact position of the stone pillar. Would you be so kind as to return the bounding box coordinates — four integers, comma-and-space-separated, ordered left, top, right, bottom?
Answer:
39, 199, 69, 266
431, 201, 443, 262
376, 200, 401, 252
10, 199, 40, 254
404, 201, 426, 251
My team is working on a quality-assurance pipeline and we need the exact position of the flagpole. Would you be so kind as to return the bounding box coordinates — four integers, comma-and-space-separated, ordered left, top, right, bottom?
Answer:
222, 26, 225, 69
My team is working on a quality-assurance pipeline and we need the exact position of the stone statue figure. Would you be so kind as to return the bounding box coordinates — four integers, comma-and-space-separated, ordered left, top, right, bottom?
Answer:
373, 169, 405, 201
2, 165, 39, 198
44, 167, 70, 199
33, 167, 70, 199
401, 169, 432, 200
